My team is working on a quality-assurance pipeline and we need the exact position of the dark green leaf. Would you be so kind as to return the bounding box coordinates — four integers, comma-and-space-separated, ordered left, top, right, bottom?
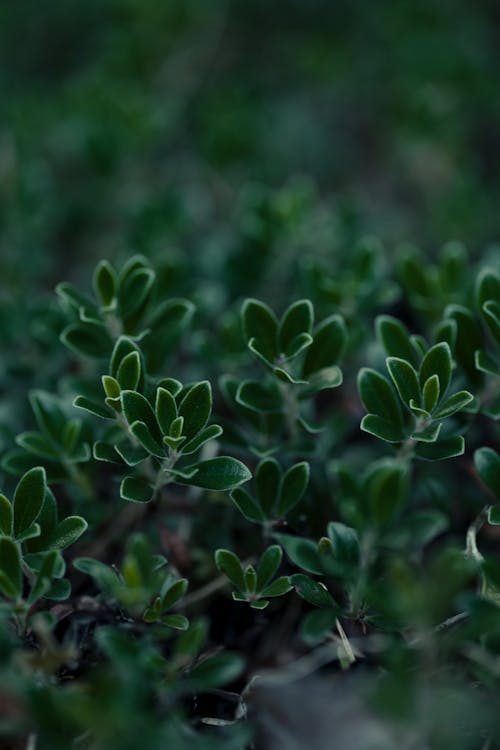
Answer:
256, 545, 282, 590
121, 390, 161, 440
177, 457, 251, 491
230, 488, 265, 523
360, 414, 406, 443
155, 387, 177, 435
386, 357, 420, 408
13, 467, 46, 536
422, 374, 440, 412
260, 576, 292, 597
116, 351, 141, 391
475, 448, 500, 499
215, 549, 245, 590
178, 381, 212, 440
434, 390, 474, 419
120, 477, 153, 503
274, 533, 323, 574
236, 381, 283, 413
419, 342, 452, 397
0, 494, 12, 535
290, 573, 337, 608
180, 424, 223, 455
61, 322, 111, 358
302, 314, 347, 376
277, 462, 309, 516
255, 458, 281, 515
376, 315, 419, 366
279, 300, 314, 354
415, 436, 464, 461
49, 516, 88, 549
0, 538, 22, 599
93, 260, 118, 307
358, 368, 403, 426
242, 298, 278, 364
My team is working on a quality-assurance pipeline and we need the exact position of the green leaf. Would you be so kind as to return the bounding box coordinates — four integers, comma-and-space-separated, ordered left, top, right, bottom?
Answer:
15, 523, 41, 543
277, 462, 309, 516
445, 305, 483, 381
419, 342, 452, 397
110, 337, 140, 378
326, 523, 360, 569
114, 442, 149, 466
121, 391, 161, 441
188, 652, 245, 689
15, 432, 58, 460
376, 315, 419, 366
130, 421, 165, 458
483, 300, 500, 344
300, 608, 337, 646
255, 458, 281, 515
360, 414, 406, 443
422, 374, 440, 412
476, 267, 500, 311
415, 436, 464, 461
386, 357, 420, 408
365, 461, 408, 524
161, 614, 189, 631
116, 351, 141, 391
0, 538, 22, 599
178, 381, 212, 440
357, 368, 403, 426
119, 267, 155, 318
61, 322, 111, 358
155, 387, 177, 435
488, 506, 500, 525
93, 441, 120, 463
475, 448, 500, 499
279, 300, 314, 355
180, 424, 223, 455
302, 314, 347, 376
411, 422, 441, 443
28, 550, 60, 603
73, 396, 113, 420
93, 260, 118, 307
13, 467, 46, 536
161, 578, 188, 610
177, 457, 251, 491
260, 576, 292, 597
256, 546, 282, 590
120, 477, 153, 503
215, 549, 245, 590
30, 391, 66, 443
0, 495, 13, 535
434, 390, 474, 419
475, 350, 499, 376
236, 381, 283, 413
49, 516, 88, 549
274, 533, 323, 575
230, 488, 265, 523
290, 573, 337, 608
242, 298, 278, 364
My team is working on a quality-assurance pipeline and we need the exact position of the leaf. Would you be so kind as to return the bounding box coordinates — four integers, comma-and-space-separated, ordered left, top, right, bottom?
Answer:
488, 506, 500, 525
176, 457, 251, 491
161, 614, 189, 631
178, 381, 212, 440
120, 477, 153, 503
411, 422, 441, 443
475, 448, 500, 499
0, 495, 13, 535
215, 549, 245, 590
422, 374, 440, 412
236, 381, 283, 413
180, 424, 223, 455
93, 441, 120, 463
274, 533, 323, 575
15, 432, 58, 460
365, 461, 408, 524
302, 314, 347, 376
188, 652, 245, 689
161, 579, 188, 610
45, 578, 71, 601
483, 300, 500, 344
73, 396, 113, 420
434, 390, 474, 419
290, 573, 337, 608
419, 342, 452, 397
255, 458, 281, 516
260, 576, 293, 597
114, 442, 149, 466
116, 351, 141, 391
15, 523, 41, 543
121, 391, 161, 441
326, 523, 360, 568
61, 322, 111, 358
277, 462, 309, 516
49, 516, 88, 549
230, 488, 266, 523
376, 315, 419, 366
415, 436, 465, 461
13, 467, 46, 536
386, 357, 420, 408
30, 391, 66, 443
300, 608, 338, 646
242, 298, 278, 364
155, 387, 177, 435
119, 267, 155, 318
360, 414, 406, 443
93, 260, 118, 307
279, 300, 314, 355
445, 305, 483, 381
357, 368, 403, 426
0, 538, 22, 599
130, 421, 165, 458
28, 550, 61, 603
256, 546, 283, 590
476, 267, 500, 311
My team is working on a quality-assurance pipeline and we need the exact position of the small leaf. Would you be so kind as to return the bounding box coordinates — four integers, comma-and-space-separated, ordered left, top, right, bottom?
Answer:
176, 457, 251, 491
155, 387, 177, 435
300, 608, 337, 646
120, 477, 153, 503
411, 422, 441, 443
422, 374, 440, 412
161, 578, 188, 610
180, 424, 223, 455
116, 351, 141, 391
178, 381, 212, 440
0, 495, 13, 535
236, 381, 283, 413
274, 533, 323, 575
277, 462, 309, 516
61, 322, 111, 358
302, 314, 347, 376
242, 298, 278, 364
360, 414, 406, 443
0, 538, 22, 599
121, 391, 161, 441
49, 516, 88, 550
93, 260, 118, 307
130, 421, 165, 458
15, 523, 41, 543
376, 315, 419, 366
358, 368, 403, 426
119, 267, 155, 318
291, 573, 337, 608
73, 396, 113, 420
488, 506, 500, 525
188, 652, 245, 689
260, 576, 292, 598
279, 300, 314, 355
15, 432, 58, 460
230, 488, 266, 523
161, 614, 189, 631
13, 467, 46, 536
386, 357, 420, 408
256, 546, 282, 590
419, 342, 452, 397
255, 458, 281, 516
215, 549, 245, 590
434, 390, 474, 419
475, 448, 500, 499
415, 436, 464, 461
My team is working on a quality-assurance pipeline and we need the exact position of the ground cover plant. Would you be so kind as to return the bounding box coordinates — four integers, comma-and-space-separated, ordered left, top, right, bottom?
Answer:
0, 248, 498, 750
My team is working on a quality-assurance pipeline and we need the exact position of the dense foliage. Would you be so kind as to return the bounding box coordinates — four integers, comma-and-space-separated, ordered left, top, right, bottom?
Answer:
1, 2, 500, 749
